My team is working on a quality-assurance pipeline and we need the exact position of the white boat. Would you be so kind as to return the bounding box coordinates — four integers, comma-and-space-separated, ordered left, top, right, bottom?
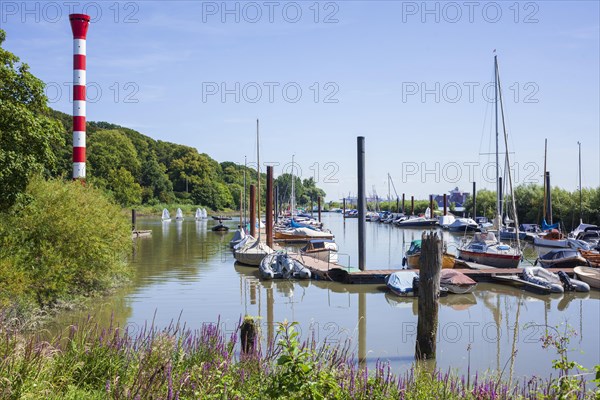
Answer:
386, 271, 419, 296
457, 232, 521, 268
161, 208, 171, 222
574, 266, 600, 290
274, 227, 334, 242
202, 208, 208, 219
300, 239, 338, 264
175, 208, 184, 221
533, 229, 569, 248
259, 252, 311, 280
233, 237, 274, 266
195, 208, 203, 221
448, 218, 478, 233
438, 215, 456, 229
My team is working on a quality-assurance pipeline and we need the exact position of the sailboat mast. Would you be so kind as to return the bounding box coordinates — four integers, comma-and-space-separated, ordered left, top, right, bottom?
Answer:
543, 139, 547, 223
578, 141, 582, 223
495, 55, 500, 223
243, 156, 247, 226
256, 119, 261, 240
291, 154, 295, 219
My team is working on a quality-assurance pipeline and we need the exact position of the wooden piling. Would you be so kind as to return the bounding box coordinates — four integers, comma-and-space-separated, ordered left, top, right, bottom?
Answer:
250, 184, 256, 237
396, 197, 400, 213
131, 209, 136, 231
402, 193, 405, 214
472, 181, 477, 219
357, 136, 366, 271
415, 232, 442, 360
443, 193, 447, 216
411, 196, 415, 215
240, 316, 259, 355
318, 196, 322, 222
266, 166, 274, 248
429, 195, 434, 217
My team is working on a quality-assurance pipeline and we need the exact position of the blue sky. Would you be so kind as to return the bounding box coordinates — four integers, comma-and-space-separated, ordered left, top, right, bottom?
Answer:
2, 1, 599, 201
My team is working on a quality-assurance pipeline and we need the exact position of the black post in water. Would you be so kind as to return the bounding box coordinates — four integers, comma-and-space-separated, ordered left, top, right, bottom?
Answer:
396, 197, 400, 213
472, 181, 477, 219
131, 209, 136, 231
357, 136, 366, 271
402, 193, 405, 214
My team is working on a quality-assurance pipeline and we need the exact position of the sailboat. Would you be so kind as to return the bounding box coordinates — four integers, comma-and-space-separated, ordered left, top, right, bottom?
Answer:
195, 208, 202, 221
175, 208, 184, 221
457, 55, 522, 268
233, 119, 274, 266
161, 208, 171, 222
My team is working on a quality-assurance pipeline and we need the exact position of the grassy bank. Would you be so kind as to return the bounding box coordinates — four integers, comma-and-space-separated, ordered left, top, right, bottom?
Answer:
0, 177, 132, 328
0, 317, 596, 399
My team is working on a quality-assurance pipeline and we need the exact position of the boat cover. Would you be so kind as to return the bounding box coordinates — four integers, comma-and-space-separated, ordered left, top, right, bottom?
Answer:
440, 270, 476, 286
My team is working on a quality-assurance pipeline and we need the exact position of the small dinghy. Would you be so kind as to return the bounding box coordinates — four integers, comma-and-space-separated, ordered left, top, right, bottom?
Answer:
574, 266, 600, 290
212, 223, 229, 232
161, 208, 171, 222
259, 252, 311, 280
385, 271, 419, 297
440, 270, 477, 294
522, 267, 589, 293
536, 249, 587, 268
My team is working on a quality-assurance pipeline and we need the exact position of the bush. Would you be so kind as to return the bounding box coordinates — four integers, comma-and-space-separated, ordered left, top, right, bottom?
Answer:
0, 177, 131, 310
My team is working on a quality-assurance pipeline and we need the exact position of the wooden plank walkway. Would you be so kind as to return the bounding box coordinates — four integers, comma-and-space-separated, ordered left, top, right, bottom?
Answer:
289, 253, 575, 285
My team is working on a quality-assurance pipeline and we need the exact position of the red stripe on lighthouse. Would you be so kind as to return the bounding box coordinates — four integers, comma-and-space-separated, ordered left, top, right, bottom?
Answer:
73, 116, 86, 132
74, 54, 86, 70
73, 85, 86, 101
73, 147, 86, 162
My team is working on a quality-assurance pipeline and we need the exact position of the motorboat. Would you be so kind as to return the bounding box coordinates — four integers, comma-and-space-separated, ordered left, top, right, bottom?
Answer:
300, 239, 338, 263
536, 249, 587, 269
386, 271, 419, 296
440, 270, 477, 294
448, 218, 478, 233
438, 215, 456, 229
259, 252, 311, 280
402, 239, 456, 269
522, 266, 589, 293
457, 232, 521, 268
161, 208, 171, 222
574, 266, 600, 289
396, 216, 438, 228
570, 223, 600, 240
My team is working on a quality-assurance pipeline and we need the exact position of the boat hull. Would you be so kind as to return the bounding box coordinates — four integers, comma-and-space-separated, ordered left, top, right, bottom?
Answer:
574, 266, 600, 289
533, 237, 569, 248
457, 249, 520, 268
406, 253, 456, 269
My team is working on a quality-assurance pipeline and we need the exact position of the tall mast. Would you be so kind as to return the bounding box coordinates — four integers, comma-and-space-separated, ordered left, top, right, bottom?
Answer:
291, 154, 295, 218
497, 61, 520, 250
256, 119, 261, 240
495, 55, 500, 224
243, 156, 247, 227
543, 139, 547, 222
578, 141, 582, 223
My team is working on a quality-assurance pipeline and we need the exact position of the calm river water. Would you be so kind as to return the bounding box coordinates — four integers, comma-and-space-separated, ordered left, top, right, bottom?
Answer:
51, 213, 599, 380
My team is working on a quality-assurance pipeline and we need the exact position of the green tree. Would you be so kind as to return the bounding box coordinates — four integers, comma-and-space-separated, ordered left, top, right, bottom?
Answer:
87, 129, 141, 180
140, 154, 173, 202
0, 29, 63, 208
108, 167, 142, 206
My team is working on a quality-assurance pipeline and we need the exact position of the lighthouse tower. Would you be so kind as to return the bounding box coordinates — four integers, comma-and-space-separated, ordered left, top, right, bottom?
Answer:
69, 14, 90, 180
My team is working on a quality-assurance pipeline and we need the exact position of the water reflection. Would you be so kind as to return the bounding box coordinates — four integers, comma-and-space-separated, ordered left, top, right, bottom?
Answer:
50, 214, 599, 382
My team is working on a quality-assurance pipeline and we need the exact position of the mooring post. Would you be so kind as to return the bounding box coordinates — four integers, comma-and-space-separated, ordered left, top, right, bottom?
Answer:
240, 316, 259, 355
411, 196, 415, 215
415, 232, 442, 360
250, 184, 256, 237
357, 136, 366, 271
266, 166, 274, 248
472, 181, 477, 219
358, 291, 367, 367
396, 197, 400, 213
318, 196, 322, 222
429, 195, 434, 218
343, 198, 346, 219
131, 209, 136, 231
443, 193, 447, 216
402, 193, 405, 214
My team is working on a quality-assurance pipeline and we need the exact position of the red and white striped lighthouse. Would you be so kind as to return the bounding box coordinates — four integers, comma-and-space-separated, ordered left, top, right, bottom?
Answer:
69, 14, 90, 180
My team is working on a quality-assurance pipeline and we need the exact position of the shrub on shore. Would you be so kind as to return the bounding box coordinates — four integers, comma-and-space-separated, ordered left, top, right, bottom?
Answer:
0, 177, 131, 319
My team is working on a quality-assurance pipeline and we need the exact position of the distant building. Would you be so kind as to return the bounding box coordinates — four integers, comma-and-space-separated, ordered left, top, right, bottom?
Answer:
434, 187, 470, 215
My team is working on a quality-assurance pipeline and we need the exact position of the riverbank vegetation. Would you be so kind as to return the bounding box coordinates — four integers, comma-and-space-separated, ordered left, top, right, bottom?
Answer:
0, 318, 596, 399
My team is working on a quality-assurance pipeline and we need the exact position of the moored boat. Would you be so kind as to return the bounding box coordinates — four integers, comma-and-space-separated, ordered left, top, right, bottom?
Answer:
536, 249, 587, 269
522, 267, 590, 293
534, 229, 569, 248
402, 239, 456, 269
259, 252, 311, 280
574, 266, 600, 290
274, 227, 334, 242
440, 269, 477, 294
233, 238, 274, 266
457, 232, 521, 268
300, 239, 338, 263
161, 208, 171, 222
229, 229, 246, 248
448, 218, 478, 233
386, 271, 418, 296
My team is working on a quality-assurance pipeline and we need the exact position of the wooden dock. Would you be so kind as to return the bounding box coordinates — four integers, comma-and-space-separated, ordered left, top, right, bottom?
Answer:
289, 253, 575, 285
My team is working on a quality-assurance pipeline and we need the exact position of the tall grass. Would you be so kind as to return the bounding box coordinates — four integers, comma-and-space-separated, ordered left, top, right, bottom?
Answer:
0, 317, 595, 399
